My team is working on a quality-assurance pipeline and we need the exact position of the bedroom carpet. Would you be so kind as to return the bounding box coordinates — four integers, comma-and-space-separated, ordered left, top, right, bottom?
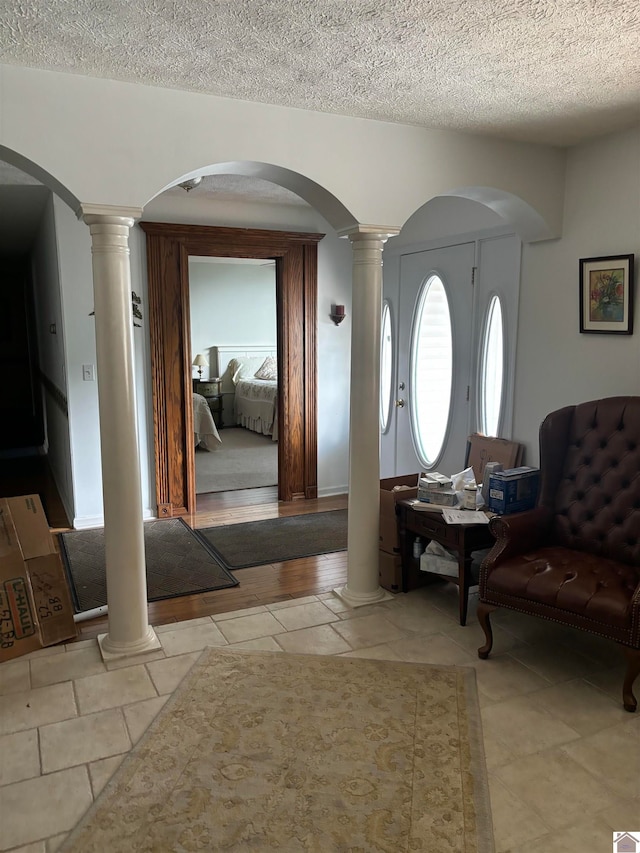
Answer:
195, 426, 277, 493
58, 648, 494, 853
58, 518, 238, 613
197, 508, 348, 569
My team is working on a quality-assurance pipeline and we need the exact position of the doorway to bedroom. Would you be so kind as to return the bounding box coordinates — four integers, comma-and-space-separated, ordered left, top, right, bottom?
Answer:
142, 221, 322, 513
188, 256, 278, 495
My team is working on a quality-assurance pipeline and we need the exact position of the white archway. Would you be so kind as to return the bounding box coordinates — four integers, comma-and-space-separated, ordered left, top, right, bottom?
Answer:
0, 145, 80, 213
149, 160, 359, 234
396, 186, 553, 246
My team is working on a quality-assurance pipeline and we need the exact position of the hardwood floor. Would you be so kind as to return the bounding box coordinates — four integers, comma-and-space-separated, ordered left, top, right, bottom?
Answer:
3, 457, 348, 642
75, 487, 349, 641
78, 487, 347, 640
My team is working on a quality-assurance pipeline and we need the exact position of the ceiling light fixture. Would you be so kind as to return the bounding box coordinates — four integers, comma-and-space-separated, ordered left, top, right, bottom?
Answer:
178, 176, 203, 192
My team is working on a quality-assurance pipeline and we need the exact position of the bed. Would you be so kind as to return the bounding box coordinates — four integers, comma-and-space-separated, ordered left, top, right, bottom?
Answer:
193, 392, 221, 451
212, 345, 278, 441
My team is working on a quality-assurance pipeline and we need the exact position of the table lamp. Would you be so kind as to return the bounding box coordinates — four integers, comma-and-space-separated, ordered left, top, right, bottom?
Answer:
192, 353, 208, 379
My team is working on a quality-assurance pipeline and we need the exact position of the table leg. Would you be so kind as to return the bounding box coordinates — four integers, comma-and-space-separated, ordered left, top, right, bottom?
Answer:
457, 554, 472, 626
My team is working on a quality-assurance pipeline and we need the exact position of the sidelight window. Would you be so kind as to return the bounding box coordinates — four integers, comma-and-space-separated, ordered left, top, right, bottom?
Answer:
478, 294, 505, 436
380, 300, 394, 432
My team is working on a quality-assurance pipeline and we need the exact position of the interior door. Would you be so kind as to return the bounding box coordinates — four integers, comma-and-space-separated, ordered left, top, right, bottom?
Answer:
395, 242, 475, 478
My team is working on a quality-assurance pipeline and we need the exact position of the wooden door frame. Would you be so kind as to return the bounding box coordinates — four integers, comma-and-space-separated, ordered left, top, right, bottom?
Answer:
140, 222, 324, 516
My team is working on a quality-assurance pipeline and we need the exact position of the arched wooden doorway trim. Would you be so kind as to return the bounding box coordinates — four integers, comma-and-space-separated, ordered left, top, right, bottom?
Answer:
140, 222, 324, 515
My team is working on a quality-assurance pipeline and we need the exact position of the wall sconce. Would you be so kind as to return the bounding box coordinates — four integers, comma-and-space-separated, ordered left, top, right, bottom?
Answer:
330, 304, 346, 325
192, 353, 208, 379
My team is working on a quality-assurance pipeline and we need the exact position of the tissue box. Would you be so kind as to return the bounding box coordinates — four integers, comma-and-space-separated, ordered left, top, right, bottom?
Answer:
420, 541, 458, 577
488, 467, 540, 515
418, 489, 458, 507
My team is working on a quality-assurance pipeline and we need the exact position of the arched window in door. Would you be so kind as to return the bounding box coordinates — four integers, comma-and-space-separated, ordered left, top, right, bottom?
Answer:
410, 274, 453, 467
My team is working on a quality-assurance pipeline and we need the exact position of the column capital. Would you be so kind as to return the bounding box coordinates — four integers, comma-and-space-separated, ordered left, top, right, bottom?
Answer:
80, 203, 143, 227
337, 223, 400, 242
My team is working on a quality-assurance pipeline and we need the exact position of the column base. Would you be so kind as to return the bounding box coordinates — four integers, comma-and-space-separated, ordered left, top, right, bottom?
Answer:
333, 585, 395, 608
97, 627, 162, 662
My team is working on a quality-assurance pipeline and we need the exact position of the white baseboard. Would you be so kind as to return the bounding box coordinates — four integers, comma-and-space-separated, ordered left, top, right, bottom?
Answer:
72, 508, 156, 530
317, 485, 349, 498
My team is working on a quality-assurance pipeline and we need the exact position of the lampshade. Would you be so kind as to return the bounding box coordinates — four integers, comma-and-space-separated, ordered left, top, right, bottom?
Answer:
192, 354, 208, 368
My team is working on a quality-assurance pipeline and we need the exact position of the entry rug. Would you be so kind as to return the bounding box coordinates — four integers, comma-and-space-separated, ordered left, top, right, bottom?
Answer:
59, 518, 238, 613
60, 648, 494, 852
197, 508, 348, 569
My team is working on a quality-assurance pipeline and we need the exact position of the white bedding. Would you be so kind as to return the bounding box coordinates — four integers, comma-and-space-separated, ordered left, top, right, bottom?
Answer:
234, 378, 278, 441
193, 393, 221, 451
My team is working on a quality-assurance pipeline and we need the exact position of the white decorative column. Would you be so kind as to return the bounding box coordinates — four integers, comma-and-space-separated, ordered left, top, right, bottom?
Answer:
82, 205, 161, 660
336, 225, 399, 607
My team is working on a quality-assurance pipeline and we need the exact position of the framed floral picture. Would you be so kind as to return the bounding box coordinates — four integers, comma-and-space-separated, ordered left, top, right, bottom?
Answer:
579, 254, 635, 335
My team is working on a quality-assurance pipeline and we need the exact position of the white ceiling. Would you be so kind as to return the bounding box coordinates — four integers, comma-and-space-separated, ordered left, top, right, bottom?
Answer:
1, 0, 639, 147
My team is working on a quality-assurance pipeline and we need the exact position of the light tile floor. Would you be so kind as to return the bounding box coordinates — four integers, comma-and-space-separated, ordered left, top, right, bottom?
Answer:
1, 585, 639, 852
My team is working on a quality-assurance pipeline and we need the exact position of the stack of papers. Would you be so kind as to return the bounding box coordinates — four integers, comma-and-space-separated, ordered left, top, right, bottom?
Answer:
406, 500, 491, 525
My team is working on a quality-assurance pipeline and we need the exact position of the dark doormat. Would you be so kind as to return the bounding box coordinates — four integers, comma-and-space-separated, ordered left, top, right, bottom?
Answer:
59, 518, 239, 613
196, 509, 348, 570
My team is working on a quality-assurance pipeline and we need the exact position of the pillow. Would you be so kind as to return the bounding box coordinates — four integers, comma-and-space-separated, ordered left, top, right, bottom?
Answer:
228, 356, 271, 385
254, 355, 278, 381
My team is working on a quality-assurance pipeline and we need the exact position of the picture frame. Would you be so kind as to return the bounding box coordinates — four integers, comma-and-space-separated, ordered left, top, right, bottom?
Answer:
579, 254, 635, 335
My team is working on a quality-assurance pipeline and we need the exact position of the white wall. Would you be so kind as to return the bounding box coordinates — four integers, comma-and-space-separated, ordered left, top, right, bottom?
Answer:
52, 197, 103, 526
30, 193, 74, 518
188, 260, 277, 378
514, 126, 640, 464
0, 64, 566, 237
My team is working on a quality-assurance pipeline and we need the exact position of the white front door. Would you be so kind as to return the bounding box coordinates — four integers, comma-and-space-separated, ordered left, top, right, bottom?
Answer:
395, 242, 475, 478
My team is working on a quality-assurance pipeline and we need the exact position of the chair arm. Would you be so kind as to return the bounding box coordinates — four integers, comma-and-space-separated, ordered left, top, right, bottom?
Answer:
483, 506, 553, 570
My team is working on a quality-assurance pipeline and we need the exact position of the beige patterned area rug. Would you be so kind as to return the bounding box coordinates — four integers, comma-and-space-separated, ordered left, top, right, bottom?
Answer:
60, 649, 494, 852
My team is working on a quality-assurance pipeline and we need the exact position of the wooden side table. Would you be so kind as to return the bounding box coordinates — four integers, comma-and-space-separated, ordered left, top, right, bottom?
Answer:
396, 499, 495, 626
205, 394, 223, 429
193, 380, 224, 429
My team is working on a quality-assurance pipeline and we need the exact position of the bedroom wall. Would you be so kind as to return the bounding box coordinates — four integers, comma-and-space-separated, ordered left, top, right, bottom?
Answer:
514, 125, 640, 464
188, 260, 277, 379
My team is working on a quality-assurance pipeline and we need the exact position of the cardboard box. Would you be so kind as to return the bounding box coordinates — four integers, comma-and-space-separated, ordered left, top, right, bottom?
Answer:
465, 434, 523, 483
379, 550, 404, 593
488, 467, 540, 515
379, 474, 419, 553
0, 495, 77, 662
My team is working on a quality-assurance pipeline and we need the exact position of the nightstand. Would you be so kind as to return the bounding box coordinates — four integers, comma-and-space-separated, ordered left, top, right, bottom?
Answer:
193, 380, 224, 429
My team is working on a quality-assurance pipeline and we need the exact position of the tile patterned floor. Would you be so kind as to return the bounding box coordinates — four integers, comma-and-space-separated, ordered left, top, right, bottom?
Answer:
1, 585, 639, 852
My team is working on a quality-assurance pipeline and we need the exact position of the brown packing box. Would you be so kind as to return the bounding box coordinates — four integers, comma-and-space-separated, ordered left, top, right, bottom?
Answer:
379, 551, 404, 594
0, 494, 77, 662
379, 474, 419, 553
465, 434, 523, 483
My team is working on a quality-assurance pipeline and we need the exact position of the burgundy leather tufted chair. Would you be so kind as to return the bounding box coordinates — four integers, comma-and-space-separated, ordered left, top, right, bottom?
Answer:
477, 397, 640, 711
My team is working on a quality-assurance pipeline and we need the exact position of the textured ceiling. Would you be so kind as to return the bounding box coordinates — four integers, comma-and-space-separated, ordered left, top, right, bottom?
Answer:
1, 0, 639, 146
